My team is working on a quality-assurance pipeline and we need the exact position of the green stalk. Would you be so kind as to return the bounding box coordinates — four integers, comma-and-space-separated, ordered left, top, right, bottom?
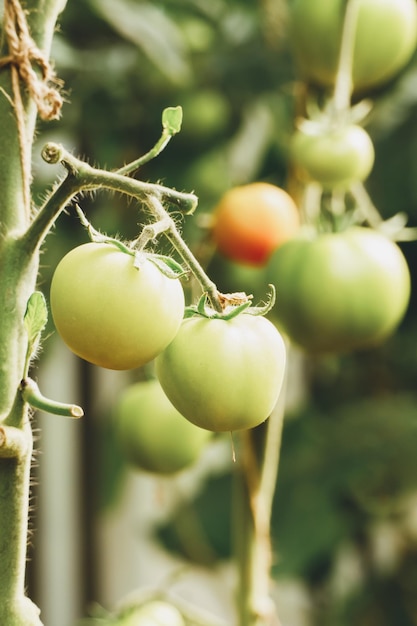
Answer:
145, 194, 223, 313
234, 369, 288, 626
0, 395, 41, 626
0, 1, 67, 623
331, 0, 361, 117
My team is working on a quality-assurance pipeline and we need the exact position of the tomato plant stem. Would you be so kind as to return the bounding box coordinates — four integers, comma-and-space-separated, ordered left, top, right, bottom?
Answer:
145, 194, 224, 313
0, 394, 42, 625
234, 368, 287, 626
0, 1, 67, 622
332, 0, 360, 116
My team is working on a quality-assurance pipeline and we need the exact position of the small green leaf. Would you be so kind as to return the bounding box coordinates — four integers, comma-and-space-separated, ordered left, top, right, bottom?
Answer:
146, 253, 188, 278
183, 306, 197, 319
221, 299, 253, 320
24, 291, 48, 347
162, 106, 183, 135
76, 205, 135, 255
197, 292, 210, 316
184, 293, 211, 319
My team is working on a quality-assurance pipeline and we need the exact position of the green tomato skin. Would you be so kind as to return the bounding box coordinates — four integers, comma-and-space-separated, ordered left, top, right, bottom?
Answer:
114, 380, 211, 474
155, 314, 286, 432
266, 227, 411, 354
120, 601, 185, 626
50, 243, 184, 370
291, 125, 375, 189
290, 0, 417, 92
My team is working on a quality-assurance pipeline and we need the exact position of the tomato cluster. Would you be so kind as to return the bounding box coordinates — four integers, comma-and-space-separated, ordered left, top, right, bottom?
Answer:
49, 0, 417, 435
50, 240, 287, 433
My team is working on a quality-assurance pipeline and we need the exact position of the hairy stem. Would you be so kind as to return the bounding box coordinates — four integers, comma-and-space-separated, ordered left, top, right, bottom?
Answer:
0, 395, 42, 626
0, 1, 67, 623
116, 129, 173, 176
27, 143, 223, 311
145, 194, 223, 313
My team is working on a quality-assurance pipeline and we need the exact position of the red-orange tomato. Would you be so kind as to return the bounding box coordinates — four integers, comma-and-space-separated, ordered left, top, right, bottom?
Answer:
211, 182, 300, 267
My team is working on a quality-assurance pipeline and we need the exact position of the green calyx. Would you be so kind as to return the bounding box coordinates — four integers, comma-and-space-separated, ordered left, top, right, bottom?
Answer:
143, 253, 187, 279
185, 284, 276, 321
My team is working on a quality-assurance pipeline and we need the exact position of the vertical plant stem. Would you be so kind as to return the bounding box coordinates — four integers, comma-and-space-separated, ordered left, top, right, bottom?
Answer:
332, 0, 361, 116
234, 370, 288, 626
0, 1, 67, 623
0, 400, 42, 625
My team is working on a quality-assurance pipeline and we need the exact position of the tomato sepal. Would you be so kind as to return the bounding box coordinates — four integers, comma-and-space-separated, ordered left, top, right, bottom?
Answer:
184, 284, 276, 321
144, 253, 188, 279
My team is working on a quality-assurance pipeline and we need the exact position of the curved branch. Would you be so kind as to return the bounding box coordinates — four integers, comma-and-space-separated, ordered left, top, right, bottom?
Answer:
21, 143, 198, 257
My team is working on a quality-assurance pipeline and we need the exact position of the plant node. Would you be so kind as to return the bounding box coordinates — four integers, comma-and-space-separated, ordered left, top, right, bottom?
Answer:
41, 142, 63, 164
0, 424, 28, 458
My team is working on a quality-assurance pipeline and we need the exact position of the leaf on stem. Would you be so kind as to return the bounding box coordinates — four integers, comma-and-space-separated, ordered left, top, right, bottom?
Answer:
24, 292, 48, 367
146, 253, 188, 279
162, 105, 183, 135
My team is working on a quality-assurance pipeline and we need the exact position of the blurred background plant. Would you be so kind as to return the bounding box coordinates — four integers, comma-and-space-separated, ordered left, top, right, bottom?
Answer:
27, 1, 417, 625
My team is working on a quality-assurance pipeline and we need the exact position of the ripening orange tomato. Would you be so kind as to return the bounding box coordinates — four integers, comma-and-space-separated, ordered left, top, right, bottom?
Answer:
211, 182, 300, 267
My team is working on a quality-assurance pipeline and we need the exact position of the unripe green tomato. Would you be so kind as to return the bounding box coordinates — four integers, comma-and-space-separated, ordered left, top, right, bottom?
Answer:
114, 380, 212, 474
290, 0, 417, 92
266, 226, 411, 354
50, 243, 185, 370
290, 125, 375, 189
120, 601, 185, 626
156, 313, 286, 432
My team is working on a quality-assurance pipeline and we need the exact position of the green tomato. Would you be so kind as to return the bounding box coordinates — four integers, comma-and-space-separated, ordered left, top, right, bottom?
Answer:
290, 124, 375, 189
120, 601, 184, 626
114, 380, 212, 474
266, 227, 410, 354
50, 242, 184, 370
155, 313, 286, 432
290, 0, 417, 92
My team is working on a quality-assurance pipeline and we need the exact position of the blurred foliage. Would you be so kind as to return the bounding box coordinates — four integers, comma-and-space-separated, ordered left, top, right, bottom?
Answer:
158, 393, 417, 625
31, 0, 417, 624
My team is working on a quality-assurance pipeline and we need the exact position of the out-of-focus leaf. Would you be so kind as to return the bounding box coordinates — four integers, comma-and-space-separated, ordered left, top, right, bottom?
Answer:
368, 66, 417, 140
89, 0, 191, 84
157, 472, 233, 564
157, 394, 417, 580
226, 99, 275, 185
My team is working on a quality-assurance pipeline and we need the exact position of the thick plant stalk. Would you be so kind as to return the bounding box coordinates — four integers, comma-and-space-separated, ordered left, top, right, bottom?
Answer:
0, 1, 67, 623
